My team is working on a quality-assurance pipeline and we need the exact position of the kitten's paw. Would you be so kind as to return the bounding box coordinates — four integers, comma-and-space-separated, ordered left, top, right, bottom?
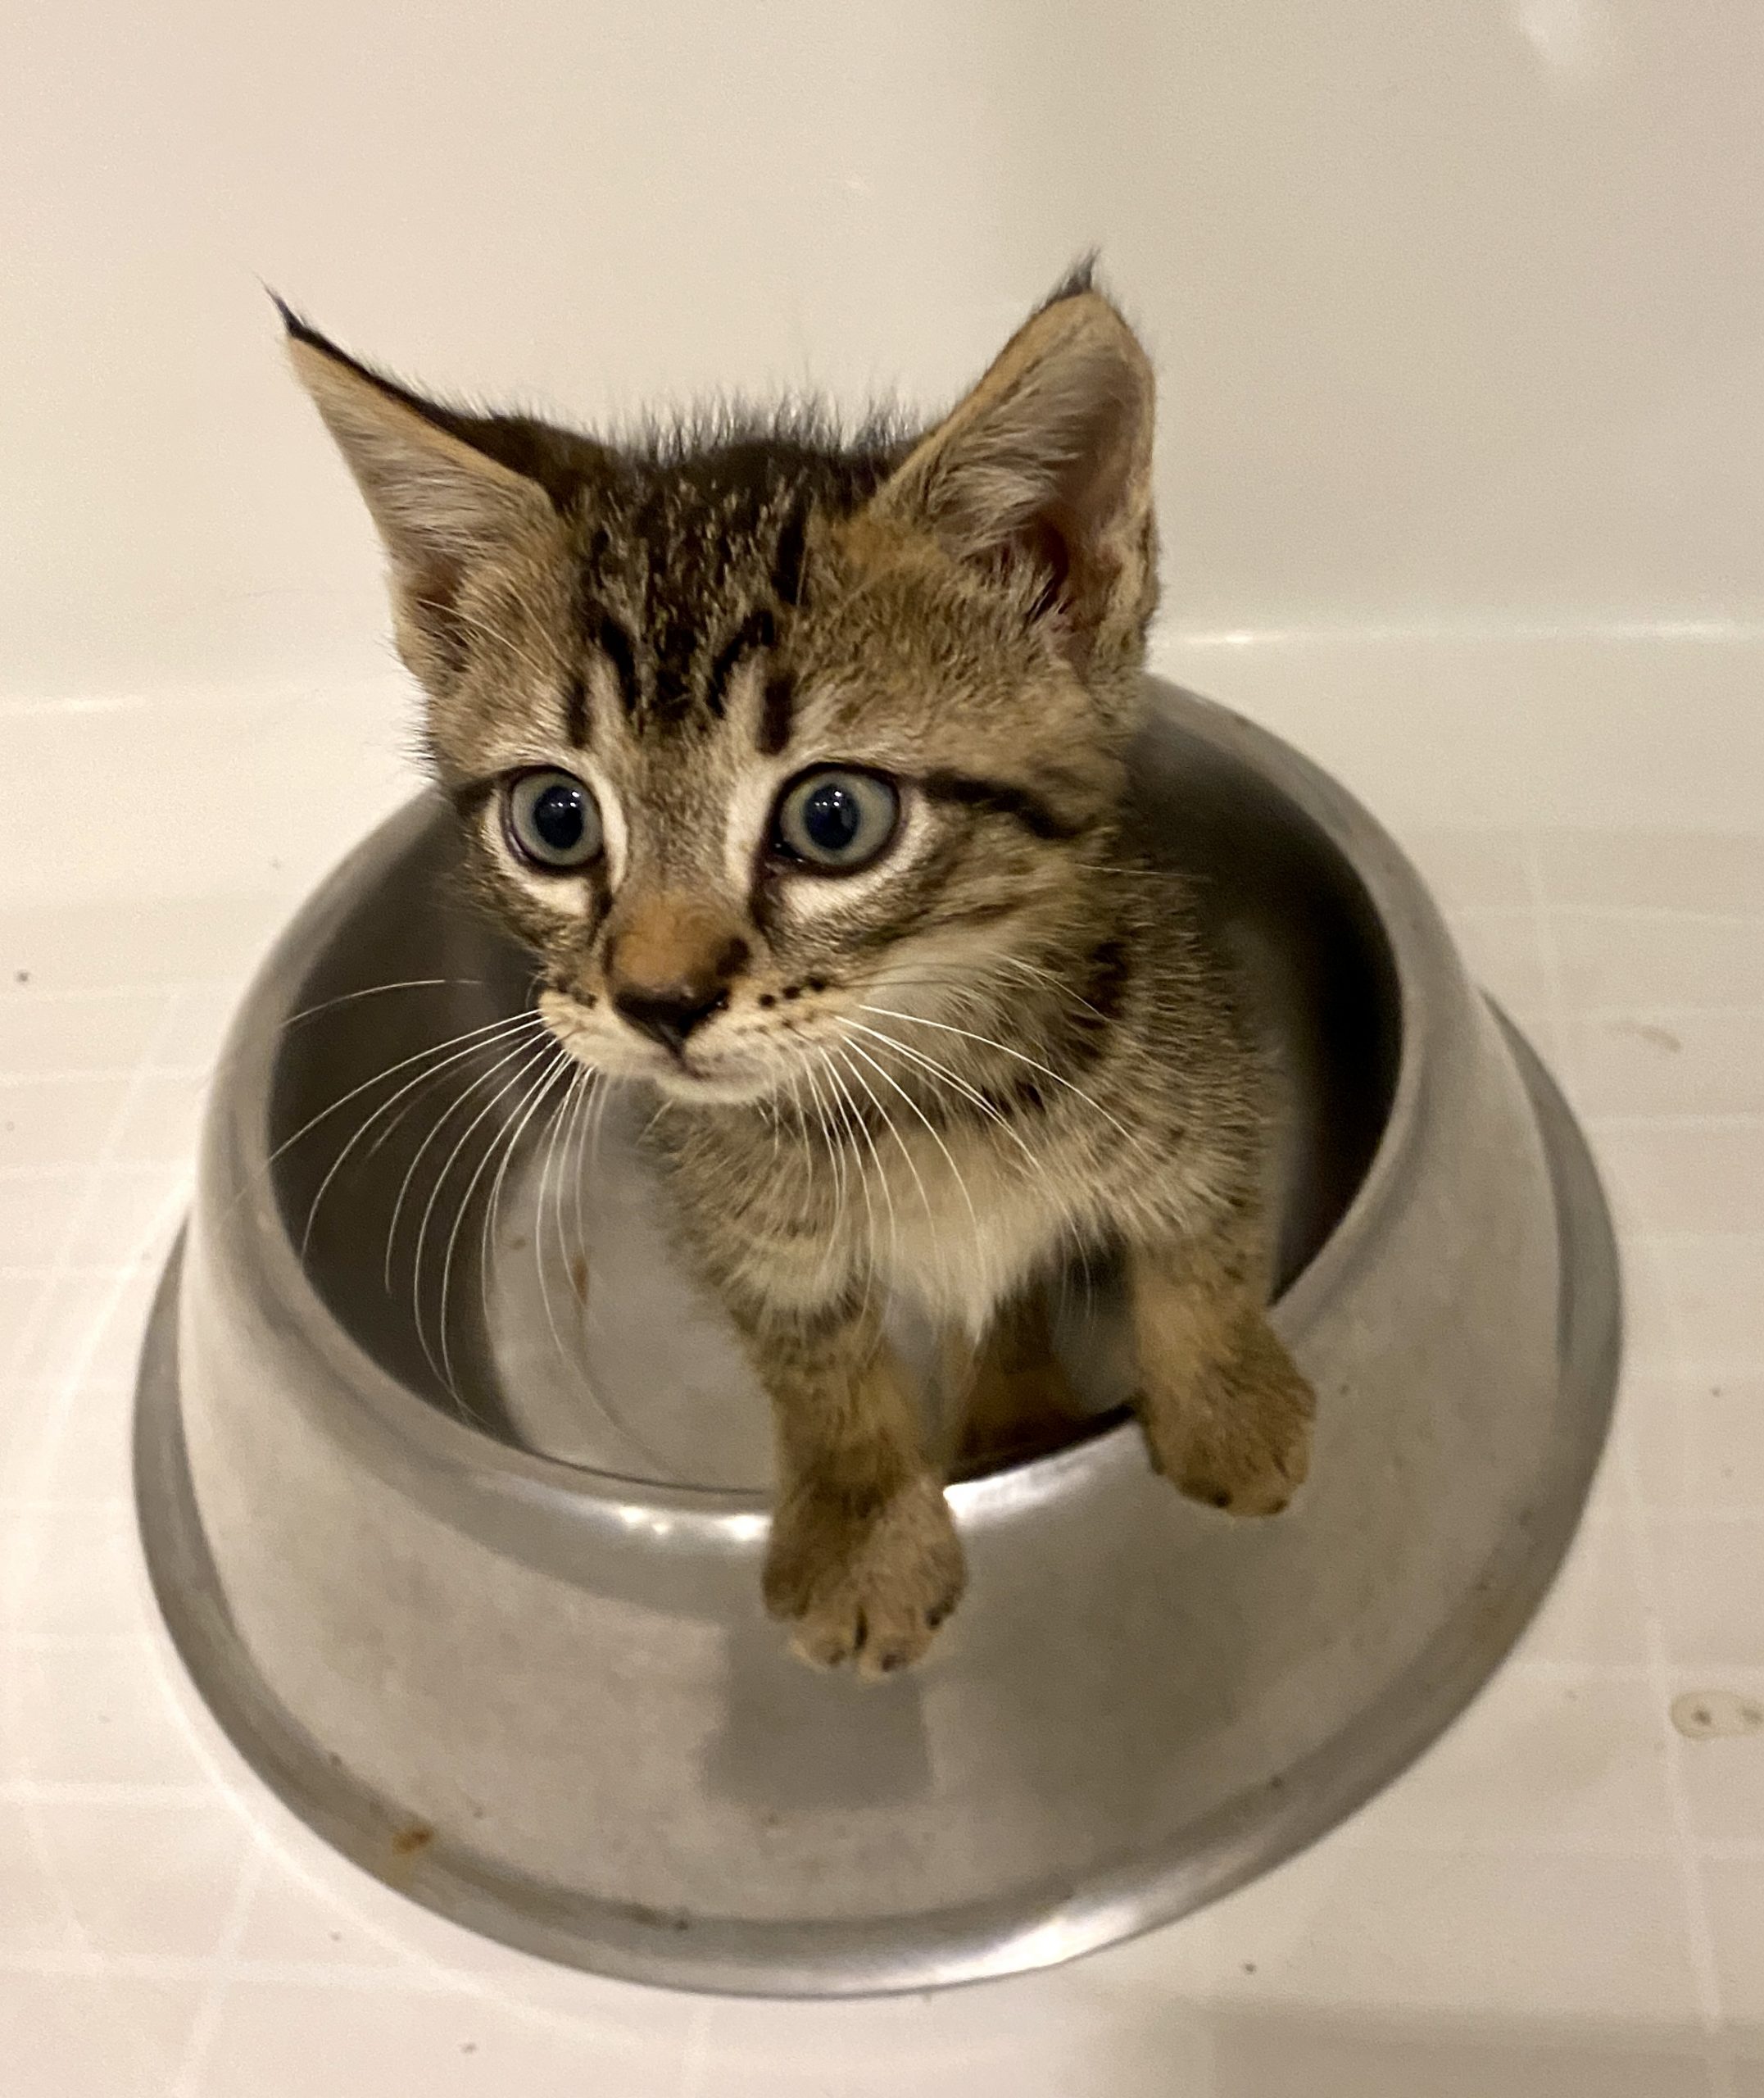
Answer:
764, 1476, 966, 1678
1141, 1320, 1315, 1518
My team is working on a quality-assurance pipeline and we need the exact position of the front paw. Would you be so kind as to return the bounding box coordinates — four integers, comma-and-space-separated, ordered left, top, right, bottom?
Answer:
1141, 1319, 1315, 1518
764, 1476, 966, 1677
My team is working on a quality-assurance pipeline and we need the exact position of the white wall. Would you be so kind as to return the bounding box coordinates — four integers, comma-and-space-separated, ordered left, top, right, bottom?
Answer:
4, 1, 1762, 829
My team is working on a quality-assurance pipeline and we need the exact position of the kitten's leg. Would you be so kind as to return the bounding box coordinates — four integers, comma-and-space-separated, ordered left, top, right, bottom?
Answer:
950, 1289, 1087, 1470
1126, 1225, 1314, 1516
746, 1306, 965, 1676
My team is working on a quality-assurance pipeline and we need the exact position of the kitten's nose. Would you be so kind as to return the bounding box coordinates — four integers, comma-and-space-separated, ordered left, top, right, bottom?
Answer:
612, 983, 727, 1053
604, 894, 750, 1057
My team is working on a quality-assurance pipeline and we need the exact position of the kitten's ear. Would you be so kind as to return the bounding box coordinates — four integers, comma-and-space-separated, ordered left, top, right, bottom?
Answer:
874, 275, 1158, 660
279, 304, 560, 675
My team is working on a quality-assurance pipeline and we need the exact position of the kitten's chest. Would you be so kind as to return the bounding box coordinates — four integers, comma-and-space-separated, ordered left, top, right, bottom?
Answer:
865, 1134, 1071, 1337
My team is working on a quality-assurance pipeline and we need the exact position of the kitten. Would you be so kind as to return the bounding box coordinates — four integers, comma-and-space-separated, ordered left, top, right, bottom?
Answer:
285, 267, 1315, 1676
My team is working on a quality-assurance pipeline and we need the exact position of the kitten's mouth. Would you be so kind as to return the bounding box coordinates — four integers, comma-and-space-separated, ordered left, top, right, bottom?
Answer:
535, 992, 821, 1106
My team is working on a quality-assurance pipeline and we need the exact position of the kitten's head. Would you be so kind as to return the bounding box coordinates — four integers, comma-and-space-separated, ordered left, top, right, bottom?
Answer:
287, 271, 1158, 1105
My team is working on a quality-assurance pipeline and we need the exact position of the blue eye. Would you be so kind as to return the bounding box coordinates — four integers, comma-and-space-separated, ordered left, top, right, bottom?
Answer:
506, 770, 602, 870
775, 769, 900, 872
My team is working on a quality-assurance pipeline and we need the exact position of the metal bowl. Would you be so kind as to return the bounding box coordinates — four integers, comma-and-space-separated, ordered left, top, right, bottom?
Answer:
134, 680, 1620, 1996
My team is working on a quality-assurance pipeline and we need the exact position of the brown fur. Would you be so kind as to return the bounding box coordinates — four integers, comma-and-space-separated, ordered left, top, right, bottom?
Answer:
286, 270, 1316, 1675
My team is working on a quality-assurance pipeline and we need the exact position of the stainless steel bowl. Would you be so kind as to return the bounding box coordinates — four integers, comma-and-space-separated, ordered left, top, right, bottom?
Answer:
134, 681, 1620, 1996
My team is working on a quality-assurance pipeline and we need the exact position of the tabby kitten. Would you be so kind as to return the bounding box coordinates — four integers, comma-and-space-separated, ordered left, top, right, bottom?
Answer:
285, 270, 1315, 1675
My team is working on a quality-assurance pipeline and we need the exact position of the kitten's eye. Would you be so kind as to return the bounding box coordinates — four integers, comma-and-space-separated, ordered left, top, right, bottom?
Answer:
773, 769, 900, 873
504, 769, 602, 870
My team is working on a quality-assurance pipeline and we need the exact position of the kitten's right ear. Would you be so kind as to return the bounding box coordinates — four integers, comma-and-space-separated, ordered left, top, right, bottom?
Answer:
277, 302, 560, 674
869, 273, 1157, 669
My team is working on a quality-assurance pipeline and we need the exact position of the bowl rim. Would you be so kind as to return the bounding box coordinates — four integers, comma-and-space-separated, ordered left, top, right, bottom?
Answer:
202, 683, 1449, 1543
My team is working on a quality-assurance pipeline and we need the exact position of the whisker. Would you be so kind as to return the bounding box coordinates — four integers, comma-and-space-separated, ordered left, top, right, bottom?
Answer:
837, 1042, 940, 1256
296, 1010, 546, 1260
841, 1034, 980, 1252
585, 1074, 617, 1219
478, 1044, 570, 1339
859, 1003, 1139, 1148
407, 1038, 552, 1387
534, 1061, 585, 1371
815, 1048, 880, 1323
828, 1047, 900, 1279
783, 1067, 815, 1210
839, 1019, 1042, 1174
799, 1056, 849, 1294
435, 1050, 565, 1405
221, 1007, 543, 1228
384, 1025, 551, 1294
566, 1068, 598, 1310
995, 952, 1112, 1024
274, 977, 487, 1038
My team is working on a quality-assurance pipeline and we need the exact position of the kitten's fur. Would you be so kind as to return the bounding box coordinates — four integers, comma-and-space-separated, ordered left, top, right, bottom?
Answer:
286, 268, 1315, 1674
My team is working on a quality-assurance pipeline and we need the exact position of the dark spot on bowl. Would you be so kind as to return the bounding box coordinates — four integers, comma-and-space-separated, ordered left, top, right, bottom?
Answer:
391, 1820, 435, 1858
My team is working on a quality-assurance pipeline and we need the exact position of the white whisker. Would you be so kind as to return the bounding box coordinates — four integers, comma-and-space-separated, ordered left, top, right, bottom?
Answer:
225, 1006, 543, 1230
535, 1063, 586, 1370
815, 1049, 880, 1322
436, 1051, 569, 1405
836, 1043, 939, 1260
839, 1018, 1042, 1174
384, 1024, 551, 1294
478, 1045, 569, 1338
408, 1037, 552, 1389
841, 1033, 979, 1253
859, 1002, 1138, 1147
299, 1011, 546, 1261
799, 1056, 848, 1293
823, 1047, 896, 1286
274, 977, 487, 1038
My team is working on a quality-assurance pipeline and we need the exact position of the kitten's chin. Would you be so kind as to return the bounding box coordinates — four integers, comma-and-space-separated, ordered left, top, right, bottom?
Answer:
649, 1063, 782, 1108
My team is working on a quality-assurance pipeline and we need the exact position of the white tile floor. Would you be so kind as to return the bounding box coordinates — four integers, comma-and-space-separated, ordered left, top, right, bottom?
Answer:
2, 752, 1762, 2092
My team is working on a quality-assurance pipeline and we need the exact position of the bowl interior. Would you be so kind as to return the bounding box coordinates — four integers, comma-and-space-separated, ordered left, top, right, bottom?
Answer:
265, 715, 1402, 1488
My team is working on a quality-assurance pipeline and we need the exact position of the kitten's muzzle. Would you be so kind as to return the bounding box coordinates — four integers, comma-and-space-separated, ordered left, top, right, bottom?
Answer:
603, 892, 750, 1057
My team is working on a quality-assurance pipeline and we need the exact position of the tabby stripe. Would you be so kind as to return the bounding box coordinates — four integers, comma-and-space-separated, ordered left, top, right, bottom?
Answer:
563, 674, 589, 748
771, 501, 809, 607
918, 771, 1086, 841
583, 602, 641, 712
757, 671, 795, 756
705, 606, 777, 718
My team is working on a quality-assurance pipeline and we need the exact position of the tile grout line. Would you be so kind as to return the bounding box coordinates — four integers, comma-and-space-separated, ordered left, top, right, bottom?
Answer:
1521, 837, 1735, 2098
0, 993, 202, 2047
0, 992, 186, 1390
169, 1837, 270, 2098
1, 989, 190, 1653
0, 1060, 216, 1087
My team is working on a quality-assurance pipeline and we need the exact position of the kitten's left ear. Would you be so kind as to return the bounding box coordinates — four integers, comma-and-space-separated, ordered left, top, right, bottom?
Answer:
874, 273, 1158, 662
278, 303, 562, 679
